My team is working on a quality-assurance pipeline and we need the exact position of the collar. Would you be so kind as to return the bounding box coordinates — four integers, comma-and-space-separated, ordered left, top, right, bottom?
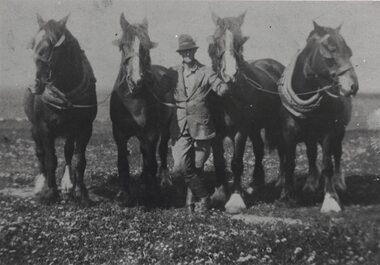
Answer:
182, 60, 200, 77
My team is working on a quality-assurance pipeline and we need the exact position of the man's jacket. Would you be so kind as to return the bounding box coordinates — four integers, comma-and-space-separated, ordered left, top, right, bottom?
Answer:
162, 61, 229, 140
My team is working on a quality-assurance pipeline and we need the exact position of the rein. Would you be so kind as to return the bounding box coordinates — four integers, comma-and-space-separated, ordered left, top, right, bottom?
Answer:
116, 67, 179, 109
241, 72, 334, 96
35, 83, 111, 110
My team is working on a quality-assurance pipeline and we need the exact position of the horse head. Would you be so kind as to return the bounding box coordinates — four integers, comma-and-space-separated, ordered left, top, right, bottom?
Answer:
208, 12, 249, 83
28, 14, 70, 93
304, 21, 359, 97
113, 13, 158, 94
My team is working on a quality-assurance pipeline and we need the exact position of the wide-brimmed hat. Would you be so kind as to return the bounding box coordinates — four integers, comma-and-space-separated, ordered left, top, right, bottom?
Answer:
176, 34, 198, 52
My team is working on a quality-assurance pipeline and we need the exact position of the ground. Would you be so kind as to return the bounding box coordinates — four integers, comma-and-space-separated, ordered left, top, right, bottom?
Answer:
0, 120, 379, 265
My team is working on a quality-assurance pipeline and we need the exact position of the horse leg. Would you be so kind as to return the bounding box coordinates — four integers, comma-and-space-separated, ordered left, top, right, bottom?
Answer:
113, 126, 132, 205
303, 140, 320, 192
276, 141, 286, 190
39, 131, 59, 203
140, 132, 160, 206
280, 135, 297, 204
71, 126, 92, 206
210, 134, 228, 207
32, 126, 47, 195
185, 187, 194, 213
332, 130, 346, 191
225, 132, 247, 214
61, 137, 75, 195
320, 133, 342, 213
248, 129, 265, 193
158, 129, 172, 188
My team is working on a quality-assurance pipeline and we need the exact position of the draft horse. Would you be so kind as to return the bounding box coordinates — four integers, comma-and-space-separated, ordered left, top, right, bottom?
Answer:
279, 22, 359, 213
110, 14, 173, 206
208, 12, 285, 213
24, 14, 97, 205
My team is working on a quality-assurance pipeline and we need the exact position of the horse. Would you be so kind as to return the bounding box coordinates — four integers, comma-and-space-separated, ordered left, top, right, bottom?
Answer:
110, 13, 173, 206
207, 12, 286, 214
278, 22, 359, 213
24, 14, 97, 205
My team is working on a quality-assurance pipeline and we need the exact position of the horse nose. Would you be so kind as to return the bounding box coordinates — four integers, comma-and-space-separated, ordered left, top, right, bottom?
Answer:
351, 83, 359, 96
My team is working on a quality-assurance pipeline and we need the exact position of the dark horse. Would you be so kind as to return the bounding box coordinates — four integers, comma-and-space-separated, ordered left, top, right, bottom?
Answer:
24, 14, 97, 205
208, 12, 285, 213
279, 22, 358, 213
110, 14, 173, 206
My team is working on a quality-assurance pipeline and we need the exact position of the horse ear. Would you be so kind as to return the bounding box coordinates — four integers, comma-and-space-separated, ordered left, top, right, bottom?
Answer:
120, 13, 130, 31
313, 21, 325, 36
150, 41, 158, 49
58, 14, 69, 28
242, 36, 249, 45
237, 11, 247, 26
336, 23, 343, 33
141, 17, 148, 30
36, 13, 45, 29
211, 12, 221, 26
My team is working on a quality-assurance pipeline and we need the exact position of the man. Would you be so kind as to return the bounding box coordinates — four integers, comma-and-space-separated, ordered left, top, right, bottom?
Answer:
162, 34, 230, 213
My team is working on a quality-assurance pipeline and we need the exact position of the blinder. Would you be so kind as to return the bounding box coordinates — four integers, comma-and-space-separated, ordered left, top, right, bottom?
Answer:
32, 33, 67, 93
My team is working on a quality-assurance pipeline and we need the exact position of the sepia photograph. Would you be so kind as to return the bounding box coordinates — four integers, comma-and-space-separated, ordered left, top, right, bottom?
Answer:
0, 0, 379, 264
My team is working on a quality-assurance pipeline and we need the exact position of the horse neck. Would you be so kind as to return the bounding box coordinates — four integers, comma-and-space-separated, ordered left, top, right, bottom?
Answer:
238, 60, 259, 91
291, 44, 321, 100
53, 36, 83, 93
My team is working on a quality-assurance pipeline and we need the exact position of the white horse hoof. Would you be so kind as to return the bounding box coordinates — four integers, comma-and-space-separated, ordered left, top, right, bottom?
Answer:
210, 186, 227, 204
61, 165, 73, 194
34, 173, 46, 194
320, 193, 342, 213
225, 193, 246, 214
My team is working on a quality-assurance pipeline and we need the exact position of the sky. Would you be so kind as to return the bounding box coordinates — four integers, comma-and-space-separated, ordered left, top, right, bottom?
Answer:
1, 0, 380, 94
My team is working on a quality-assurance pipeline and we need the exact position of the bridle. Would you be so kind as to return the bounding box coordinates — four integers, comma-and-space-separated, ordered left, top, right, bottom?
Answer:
216, 47, 243, 83
32, 33, 67, 93
119, 44, 148, 95
304, 41, 354, 98
240, 46, 354, 99
30, 33, 109, 109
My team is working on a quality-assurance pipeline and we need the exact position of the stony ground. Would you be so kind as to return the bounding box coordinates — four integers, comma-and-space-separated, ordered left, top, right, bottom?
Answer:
0, 120, 379, 265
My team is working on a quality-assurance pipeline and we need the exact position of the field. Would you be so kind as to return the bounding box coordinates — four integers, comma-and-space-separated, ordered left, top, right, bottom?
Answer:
0, 115, 379, 264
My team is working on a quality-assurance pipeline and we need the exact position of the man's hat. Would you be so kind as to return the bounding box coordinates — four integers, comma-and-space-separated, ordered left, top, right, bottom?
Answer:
176, 34, 198, 52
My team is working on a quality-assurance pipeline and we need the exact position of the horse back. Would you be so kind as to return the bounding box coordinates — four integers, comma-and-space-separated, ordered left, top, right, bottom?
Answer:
247, 58, 285, 91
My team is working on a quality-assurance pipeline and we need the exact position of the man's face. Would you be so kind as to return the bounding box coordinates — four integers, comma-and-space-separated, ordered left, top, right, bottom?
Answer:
179, 48, 197, 63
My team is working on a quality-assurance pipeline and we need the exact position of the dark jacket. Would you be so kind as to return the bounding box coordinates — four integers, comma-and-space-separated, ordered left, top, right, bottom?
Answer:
162, 61, 229, 140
